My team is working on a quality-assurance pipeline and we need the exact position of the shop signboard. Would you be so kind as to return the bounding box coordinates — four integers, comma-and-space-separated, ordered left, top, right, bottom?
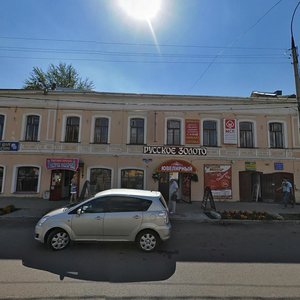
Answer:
0, 142, 19, 151
143, 145, 207, 156
46, 158, 79, 171
223, 119, 237, 144
185, 119, 200, 144
245, 161, 256, 171
204, 164, 232, 199
156, 159, 197, 173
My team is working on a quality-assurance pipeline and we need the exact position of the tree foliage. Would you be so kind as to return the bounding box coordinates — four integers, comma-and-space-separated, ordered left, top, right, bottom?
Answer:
23, 63, 94, 91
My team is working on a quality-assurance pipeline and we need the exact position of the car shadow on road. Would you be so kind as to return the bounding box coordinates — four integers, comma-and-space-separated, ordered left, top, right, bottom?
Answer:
22, 241, 176, 282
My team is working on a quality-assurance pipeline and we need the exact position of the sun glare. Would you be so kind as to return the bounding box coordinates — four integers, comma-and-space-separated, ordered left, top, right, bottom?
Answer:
119, 0, 161, 21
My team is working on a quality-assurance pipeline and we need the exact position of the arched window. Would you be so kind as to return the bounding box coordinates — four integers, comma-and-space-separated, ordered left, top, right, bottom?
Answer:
94, 118, 109, 144
65, 116, 80, 143
90, 168, 112, 194
269, 122, 284, 148
16, 166, 39, 192
121, 169, 144, 189
203, 120, 217, 147
239, 122, 254, 148
130, 118, 144, 144
167, 120, 181, 145
0, 115, 4, 141
25, 115, 40, 142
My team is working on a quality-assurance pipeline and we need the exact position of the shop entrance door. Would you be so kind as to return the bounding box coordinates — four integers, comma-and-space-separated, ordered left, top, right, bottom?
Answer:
158, 173, 170, 204
50, 170, 76, 201
50, 171, 63, 201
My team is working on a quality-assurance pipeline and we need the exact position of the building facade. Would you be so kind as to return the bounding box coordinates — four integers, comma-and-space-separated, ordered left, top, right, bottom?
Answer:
0, 89, 299, 204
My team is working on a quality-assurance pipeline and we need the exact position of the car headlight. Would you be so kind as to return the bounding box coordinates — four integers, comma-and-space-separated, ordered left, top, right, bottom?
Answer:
37, 216, 49, 227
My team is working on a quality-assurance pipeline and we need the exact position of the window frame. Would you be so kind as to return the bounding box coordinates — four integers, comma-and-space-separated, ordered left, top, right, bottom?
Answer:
88, 167, 112, 195
202, 119, 219, 147
166, 118, 182, 145
238, 120, 255, 148
0, 114, 5, 141
13, 165, 41, 193
268, 121, 286, 149
22, 114, 41, 142
62, 115, 81, 143
120, 168, 145, 190
92, 116, 110, 144
128, 117, 145, 145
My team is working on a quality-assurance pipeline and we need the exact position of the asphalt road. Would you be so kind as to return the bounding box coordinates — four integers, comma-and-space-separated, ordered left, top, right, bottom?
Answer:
1, 219, 300, 299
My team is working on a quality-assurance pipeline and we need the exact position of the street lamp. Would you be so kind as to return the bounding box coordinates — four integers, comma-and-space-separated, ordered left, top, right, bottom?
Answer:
291, 1, 300, 122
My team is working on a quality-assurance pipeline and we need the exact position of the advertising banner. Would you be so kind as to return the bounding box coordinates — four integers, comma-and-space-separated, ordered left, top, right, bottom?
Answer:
223, 119, 237, 144
204, 164, 232, 199
46, 158, 79, 171
185, 119, 200, 144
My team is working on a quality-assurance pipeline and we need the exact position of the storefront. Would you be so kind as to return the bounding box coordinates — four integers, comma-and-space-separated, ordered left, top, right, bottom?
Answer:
46, 158, 82, 201
153, 159, 198, 203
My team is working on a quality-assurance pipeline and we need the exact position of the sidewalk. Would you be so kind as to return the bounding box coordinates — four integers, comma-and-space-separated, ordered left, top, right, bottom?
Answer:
0, 196, 299, 222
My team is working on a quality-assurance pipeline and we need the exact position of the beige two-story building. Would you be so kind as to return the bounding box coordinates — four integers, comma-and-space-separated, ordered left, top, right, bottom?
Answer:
0, 89, 299, 204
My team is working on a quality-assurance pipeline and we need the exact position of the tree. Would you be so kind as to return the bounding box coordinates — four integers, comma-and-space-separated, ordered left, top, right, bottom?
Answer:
23, 63, 94, 91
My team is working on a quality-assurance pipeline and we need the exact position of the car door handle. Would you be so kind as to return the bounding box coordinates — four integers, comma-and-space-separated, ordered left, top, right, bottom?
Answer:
95, 216, 103, 220
133, 215, 141, 219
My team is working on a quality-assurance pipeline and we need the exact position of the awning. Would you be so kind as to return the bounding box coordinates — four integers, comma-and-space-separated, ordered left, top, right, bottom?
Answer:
156, 159, 197, 173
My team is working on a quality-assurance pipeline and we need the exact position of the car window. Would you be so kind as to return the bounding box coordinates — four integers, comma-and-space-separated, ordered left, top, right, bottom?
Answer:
159, 196, 168, 209
82, 197, 109, 213
106, 196, 152, 212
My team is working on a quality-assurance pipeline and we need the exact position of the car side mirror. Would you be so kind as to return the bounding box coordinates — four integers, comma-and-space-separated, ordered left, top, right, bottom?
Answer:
76, 208, 82, 216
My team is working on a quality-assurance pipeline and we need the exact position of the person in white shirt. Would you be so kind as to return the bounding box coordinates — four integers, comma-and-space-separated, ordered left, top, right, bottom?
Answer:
169, 179, 178, 214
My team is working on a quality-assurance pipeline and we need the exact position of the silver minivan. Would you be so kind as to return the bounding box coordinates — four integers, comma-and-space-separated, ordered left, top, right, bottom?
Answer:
35, 189, 171, 252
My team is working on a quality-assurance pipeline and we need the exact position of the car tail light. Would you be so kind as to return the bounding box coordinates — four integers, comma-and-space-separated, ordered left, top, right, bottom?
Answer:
159, 211, 169, 224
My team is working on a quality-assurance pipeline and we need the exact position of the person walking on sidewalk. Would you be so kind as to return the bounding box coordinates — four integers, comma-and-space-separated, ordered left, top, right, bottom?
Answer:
277, 178, 294, 208
169, 178, 178, 214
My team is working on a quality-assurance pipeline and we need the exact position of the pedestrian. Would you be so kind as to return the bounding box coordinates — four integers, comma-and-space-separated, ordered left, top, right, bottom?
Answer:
70, 173, 78, 204
169, 178, 178, 214
277, 178, 294, 208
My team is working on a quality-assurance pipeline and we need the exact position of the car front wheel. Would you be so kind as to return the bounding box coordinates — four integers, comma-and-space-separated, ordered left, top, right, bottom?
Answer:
47, 229, 70, 251
137, 230, 160, 252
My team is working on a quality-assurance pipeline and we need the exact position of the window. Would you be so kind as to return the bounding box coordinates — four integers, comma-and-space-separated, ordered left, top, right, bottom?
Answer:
0, 167, 3, 193
107, 196, 151, 212
90, 168, 112, 195
130, 118, 144, 144
167, 120, 181, 145
94, 118, 108, 144
25, 115, 40, 142
239, 122, 254, 148
65, 116, 80, 143
0, 115, 4, 141
269, 122, 284, 148
16, 166, 39, 192
82, 197, 109, 213
203, 120, 217, 147
121, 169, 144, 189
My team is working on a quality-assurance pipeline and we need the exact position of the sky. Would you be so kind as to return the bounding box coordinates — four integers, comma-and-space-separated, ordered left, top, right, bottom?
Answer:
1, 0, 300, 97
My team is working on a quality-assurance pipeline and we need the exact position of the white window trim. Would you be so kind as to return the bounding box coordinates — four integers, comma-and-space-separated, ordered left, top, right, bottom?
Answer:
165, 117, 184, 145
21, 113, 42, 141
201, 118, 220, 147
12, 165, 41, 193
267, 120, 287, 148
237, 119, 257, 148
61, 114, 82, 143
127, 116, 147, 144
90, 115, 111, 144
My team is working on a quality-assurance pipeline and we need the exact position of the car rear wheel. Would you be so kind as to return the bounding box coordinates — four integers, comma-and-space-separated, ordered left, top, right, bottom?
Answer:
137, 230, 160, 252
47, 229, 70, 251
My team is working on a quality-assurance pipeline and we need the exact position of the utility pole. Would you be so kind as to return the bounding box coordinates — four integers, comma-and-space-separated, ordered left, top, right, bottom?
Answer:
291, 1, 300, 122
